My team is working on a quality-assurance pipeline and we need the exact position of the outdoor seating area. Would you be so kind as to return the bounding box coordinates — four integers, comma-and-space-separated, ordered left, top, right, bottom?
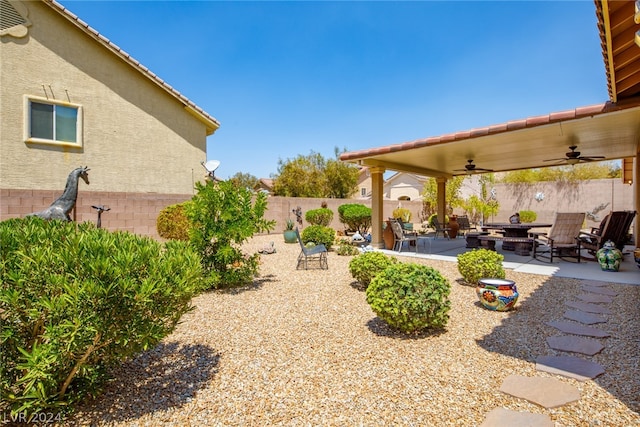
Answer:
381, 232, 639, 285
380, 212, 638, 284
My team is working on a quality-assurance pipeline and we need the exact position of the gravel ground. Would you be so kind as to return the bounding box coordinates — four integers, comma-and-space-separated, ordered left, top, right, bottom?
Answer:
65, 234, 640, 426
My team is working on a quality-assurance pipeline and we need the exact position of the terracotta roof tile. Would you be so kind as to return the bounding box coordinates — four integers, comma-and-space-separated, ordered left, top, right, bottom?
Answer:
340, 100, 640, 161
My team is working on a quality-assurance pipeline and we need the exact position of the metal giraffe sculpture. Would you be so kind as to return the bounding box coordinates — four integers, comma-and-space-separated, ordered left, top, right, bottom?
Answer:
30, 166, 90, 221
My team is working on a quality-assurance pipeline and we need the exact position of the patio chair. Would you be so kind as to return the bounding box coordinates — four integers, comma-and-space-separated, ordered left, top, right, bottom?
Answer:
389, 219, 418, 252
431, 217, 451, 239
456, 215, 473, 237
295, 228, 328, 270
579, 210, 636, 256
531, 212, 585, 263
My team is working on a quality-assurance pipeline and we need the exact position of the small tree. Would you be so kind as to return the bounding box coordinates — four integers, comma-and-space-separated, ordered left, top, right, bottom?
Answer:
305, 208, 334, 226
272, 151, 327, 197
459, 174, 499, 224
325, 147, 359, 198
186, 180, 275, 289
420, 176, 465, 217
338, 203, 371, 234
228, 172, 259, 190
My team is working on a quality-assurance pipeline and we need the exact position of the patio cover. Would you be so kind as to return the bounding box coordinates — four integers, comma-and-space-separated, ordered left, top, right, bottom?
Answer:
340, 0, 640, 248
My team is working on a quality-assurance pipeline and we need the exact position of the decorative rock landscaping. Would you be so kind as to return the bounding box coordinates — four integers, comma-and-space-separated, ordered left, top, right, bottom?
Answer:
61, 235, 639, 426
488, 276, 628, 424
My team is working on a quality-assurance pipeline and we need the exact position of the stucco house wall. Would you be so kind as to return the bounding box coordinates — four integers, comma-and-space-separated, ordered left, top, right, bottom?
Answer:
383, 173, 426, 201
0, 1, 218, 237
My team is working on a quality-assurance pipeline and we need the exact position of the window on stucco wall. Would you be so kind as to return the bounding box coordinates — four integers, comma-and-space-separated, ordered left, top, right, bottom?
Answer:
24, 96, 83, 148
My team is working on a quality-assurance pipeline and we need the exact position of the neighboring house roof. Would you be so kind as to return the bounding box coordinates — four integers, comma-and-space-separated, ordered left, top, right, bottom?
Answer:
254, 178, 274, 193
41, 0, 220, 135
384, 172, 427, 186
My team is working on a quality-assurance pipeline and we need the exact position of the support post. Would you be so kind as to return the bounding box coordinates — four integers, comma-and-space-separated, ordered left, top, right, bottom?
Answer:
370, 166, 386, 248
437, 177, 447, 225
634, 145, 639, 247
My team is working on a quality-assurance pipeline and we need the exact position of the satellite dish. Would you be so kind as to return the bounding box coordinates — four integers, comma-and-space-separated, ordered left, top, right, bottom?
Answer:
202, 160, 221, 173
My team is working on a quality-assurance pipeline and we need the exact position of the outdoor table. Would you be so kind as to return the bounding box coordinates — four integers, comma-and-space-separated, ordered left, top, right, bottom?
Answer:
483, 223, 552, 252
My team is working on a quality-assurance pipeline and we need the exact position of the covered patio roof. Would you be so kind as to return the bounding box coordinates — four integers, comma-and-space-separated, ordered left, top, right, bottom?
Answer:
340, 99, 640, 178
340, 0, 640, 248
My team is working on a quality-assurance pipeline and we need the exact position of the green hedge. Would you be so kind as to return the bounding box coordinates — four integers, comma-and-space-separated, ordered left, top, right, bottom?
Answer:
0, 217, 203, 417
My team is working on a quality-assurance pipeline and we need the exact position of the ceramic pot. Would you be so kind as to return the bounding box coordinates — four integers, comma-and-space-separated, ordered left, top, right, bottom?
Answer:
283, 230, 297, 244
383, 220, 395, 250
596, 240, 623, 272
476, 278, 519, 311
448, 215, 459, 239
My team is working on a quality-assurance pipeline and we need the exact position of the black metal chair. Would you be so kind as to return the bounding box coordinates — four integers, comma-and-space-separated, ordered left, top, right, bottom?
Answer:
295, 228, 328, 270
456, 215, 473, 237
431, 217, 451, 239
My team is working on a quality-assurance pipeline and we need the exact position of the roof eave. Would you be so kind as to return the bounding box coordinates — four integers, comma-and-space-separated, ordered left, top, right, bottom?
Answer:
42, 0, 220, 135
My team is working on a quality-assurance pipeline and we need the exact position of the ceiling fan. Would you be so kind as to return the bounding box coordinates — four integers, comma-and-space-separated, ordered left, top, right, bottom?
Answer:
543, 145, 605, 165
454, 159, 494, 174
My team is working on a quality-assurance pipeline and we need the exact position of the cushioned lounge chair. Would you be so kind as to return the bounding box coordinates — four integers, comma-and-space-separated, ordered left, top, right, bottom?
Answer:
531, 212, 585, 263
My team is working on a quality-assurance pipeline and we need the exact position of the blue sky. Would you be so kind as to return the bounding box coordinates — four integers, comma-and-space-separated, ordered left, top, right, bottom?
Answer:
60, 1, 607, 180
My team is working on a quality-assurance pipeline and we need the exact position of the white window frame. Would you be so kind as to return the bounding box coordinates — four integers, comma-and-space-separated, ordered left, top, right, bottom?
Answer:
24, 95, 83, 148
360, 187, 367, 197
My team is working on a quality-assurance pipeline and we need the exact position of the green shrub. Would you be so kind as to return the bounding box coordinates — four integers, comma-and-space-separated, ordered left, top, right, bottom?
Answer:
338, 203, 372, 234
348, 251, 398, 288
457, 249, 505, 285
392, 207, 412, 222
156, 201, 192, 240
186, 180, 276, 290
519, 210, 537, 223
305, 208, 334, 226
301, 225, 335, 250
336, 241, 360, 256
366, 263, 451, 333
0, 217, 203, 417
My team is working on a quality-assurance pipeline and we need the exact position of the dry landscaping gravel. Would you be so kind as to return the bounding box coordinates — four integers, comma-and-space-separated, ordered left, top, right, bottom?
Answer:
65, 235, 640, 426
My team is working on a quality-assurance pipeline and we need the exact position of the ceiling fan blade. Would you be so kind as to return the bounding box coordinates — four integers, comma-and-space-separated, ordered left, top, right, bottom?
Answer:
543, 158, 567, 162
579, 156, 605, 160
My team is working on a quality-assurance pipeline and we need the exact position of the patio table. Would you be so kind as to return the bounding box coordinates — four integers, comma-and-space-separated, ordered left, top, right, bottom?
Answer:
483, 223, 552, 252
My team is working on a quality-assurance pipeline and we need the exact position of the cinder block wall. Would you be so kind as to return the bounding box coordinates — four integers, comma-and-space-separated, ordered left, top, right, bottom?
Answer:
1, 179, 635, 240
1, 189, 192, 239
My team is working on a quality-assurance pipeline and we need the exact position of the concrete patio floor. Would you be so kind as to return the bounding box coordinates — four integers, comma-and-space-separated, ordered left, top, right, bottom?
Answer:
380, 236, 640, 285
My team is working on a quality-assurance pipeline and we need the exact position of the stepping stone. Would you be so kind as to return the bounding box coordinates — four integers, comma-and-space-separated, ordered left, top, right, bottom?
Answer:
546, 320, 610, 338
580, 280, 608, 287
536, 355, 605, 381
547, 335, 604, 356
499, 375, 580, 408
480, 407, 553, 427
564, 310, 607, 325
582, 285, 618, 296
565, 301, 612, 314
577, 293, 613, 304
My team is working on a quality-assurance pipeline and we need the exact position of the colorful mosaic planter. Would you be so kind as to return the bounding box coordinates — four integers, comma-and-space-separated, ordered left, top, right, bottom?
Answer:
596, 240, 622, 272
476, 278, 519, 312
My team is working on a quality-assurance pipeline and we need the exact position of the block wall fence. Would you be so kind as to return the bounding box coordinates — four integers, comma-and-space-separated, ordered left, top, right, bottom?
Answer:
1, 178, 635, 240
